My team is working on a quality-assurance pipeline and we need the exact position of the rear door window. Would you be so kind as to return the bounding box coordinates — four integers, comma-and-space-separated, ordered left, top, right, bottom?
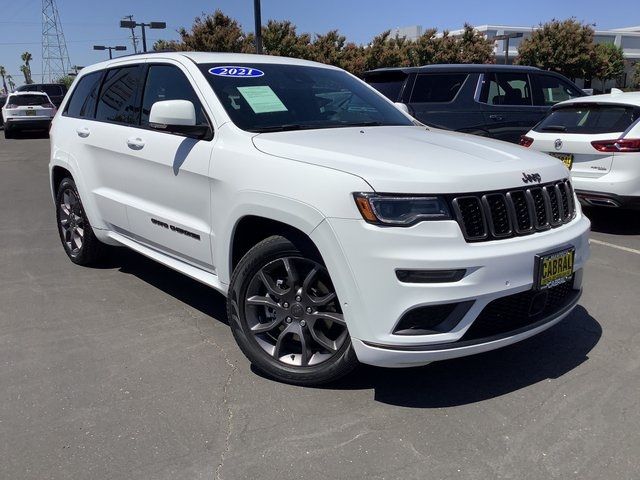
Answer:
534, 104, 640, 134
64, 72, 103, 119
410, 73, 468, 103
8, 94, 49, 106
481, 72, 533, 106
140, 65, 207, 127
535, 75, 583, 106
364, 72, 408, 102
95, 66, 144, 125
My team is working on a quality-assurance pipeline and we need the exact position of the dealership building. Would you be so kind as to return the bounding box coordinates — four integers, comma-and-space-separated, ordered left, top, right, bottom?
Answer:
391, 24, 640, 91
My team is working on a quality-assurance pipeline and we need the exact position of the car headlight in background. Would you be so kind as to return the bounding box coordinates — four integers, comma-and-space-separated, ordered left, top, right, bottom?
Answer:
354, 193, 451, 226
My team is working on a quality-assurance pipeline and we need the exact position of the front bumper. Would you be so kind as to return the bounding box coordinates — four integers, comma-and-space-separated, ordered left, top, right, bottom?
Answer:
311, 211, 590, 367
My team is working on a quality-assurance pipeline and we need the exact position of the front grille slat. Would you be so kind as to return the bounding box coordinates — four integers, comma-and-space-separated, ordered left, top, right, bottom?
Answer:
453, 179, 575, 242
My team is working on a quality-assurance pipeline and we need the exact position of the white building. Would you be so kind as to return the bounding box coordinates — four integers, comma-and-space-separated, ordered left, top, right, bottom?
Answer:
393, 24, 640, 91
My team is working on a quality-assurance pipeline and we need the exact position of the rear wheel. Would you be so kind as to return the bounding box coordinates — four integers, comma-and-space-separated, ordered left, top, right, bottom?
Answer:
227, 236, 357, 385
55, 177, 107, 265
4, 126, 13, 139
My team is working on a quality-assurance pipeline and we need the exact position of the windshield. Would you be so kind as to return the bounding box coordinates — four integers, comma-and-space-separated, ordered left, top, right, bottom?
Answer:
534, 104, 640, 134
200, 63, 413, 132
8, 94, 49, 106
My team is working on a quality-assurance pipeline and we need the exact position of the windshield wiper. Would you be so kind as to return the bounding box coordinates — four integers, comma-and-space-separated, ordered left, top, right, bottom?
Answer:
540, 125, 567, 132
250, 124, 307, 133
337, 121, 384, 127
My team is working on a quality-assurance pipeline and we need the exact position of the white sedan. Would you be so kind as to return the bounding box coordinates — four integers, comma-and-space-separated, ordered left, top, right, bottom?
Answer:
521, 90, 640, 210
2, 91, 57, 139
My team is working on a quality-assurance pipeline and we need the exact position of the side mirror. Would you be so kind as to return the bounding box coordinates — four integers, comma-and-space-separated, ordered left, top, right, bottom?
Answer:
394, 102, 411, 115
149, 100, 210, 139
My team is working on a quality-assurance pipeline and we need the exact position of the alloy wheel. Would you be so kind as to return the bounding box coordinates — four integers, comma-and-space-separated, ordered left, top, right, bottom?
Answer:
58, 187, 85, 256
244, 256, 348, 367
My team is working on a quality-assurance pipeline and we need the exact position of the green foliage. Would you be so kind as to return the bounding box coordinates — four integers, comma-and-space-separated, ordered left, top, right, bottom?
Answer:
593, 43, 625, 82
517, 19, 596, 79
54, 75, 75, 89
633, 63, 640, 90
153, 10, 494, 76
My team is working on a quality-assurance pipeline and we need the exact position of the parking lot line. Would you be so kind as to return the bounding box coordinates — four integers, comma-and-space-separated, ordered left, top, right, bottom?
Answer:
590, 238, 640, 255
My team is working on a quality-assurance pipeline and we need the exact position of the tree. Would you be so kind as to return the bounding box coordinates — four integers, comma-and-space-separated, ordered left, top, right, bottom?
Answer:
262, 20, 311, 59
592, 43, 625, 89
20, 51, 33, 84
54, 75, 75, 89
153, 10, 253, 53
633, 63, 640, 90
456, 24, 494, 64
6, 74, 15, 91
516, 19, 595, 80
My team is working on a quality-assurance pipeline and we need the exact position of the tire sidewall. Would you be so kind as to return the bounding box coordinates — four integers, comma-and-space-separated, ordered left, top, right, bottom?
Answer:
227, 236, 357, 385
55, 177, 92, 264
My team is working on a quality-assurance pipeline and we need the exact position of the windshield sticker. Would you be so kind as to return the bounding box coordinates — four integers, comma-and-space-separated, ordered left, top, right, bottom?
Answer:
208, 66, 264, 78
237, 86, 288, 114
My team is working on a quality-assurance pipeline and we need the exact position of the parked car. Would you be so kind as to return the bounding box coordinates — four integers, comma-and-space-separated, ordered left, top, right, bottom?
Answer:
521, 90, 640, 210
2, 91, 57, 138
0, 94, 7, 128
364, 64, 585, 144
49, 52, 590, 385
16, 83, 68, 108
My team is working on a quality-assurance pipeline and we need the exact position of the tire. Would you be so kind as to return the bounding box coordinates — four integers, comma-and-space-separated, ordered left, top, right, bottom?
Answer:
4, 126, 12, 139
55, 177, 107, 266
227, 235, 358, 386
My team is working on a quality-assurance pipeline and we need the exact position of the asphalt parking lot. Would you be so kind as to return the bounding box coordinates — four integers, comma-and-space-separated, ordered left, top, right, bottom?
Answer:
1, 132, 639, 480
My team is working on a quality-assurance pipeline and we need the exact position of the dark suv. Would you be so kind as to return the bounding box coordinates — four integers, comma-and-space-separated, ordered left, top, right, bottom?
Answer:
364, 65, 585, 144
16, 83, 68, 108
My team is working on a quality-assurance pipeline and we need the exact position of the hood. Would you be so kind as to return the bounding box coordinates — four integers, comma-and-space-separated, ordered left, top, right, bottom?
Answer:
252, 126, 569, 193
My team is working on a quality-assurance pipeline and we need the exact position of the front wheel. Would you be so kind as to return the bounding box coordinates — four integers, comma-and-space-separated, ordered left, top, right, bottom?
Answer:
55, 177, 107, 265
227, 236, 358, 386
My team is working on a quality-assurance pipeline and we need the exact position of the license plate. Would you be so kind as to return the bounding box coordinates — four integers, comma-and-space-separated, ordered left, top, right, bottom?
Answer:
548, 152, 573, 170
535, 247, 575, 290
25, 110, 36, 116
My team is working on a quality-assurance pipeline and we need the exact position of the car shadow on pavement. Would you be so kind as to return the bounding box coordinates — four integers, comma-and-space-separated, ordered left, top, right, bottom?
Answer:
103, 247, 229, 325
5, 130, 49, 139
333, 306, 601, 408
584, 207, 640, 235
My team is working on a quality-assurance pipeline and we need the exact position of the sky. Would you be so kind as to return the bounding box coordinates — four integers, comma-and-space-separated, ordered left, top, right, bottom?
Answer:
0, 0, 637, 85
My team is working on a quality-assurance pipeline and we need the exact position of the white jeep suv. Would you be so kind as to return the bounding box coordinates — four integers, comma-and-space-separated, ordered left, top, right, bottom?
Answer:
49, 53, 590, 385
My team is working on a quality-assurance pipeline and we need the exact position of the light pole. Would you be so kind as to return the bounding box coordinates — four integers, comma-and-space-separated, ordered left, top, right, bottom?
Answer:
254, 0, 263, 54
493, 32, 523, 65
119, 20, 166, 53
93, 45, 127, 59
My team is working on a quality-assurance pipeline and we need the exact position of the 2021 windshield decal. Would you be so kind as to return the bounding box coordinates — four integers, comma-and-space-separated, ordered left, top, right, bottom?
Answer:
208, 66, 264, 78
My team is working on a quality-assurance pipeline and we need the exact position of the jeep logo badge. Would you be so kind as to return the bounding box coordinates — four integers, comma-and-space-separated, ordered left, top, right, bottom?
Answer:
522, 172, 542, 184
554, 139, 563, 150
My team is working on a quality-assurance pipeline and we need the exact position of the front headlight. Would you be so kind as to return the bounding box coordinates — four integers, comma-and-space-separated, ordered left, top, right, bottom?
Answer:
353, 193, 451, 226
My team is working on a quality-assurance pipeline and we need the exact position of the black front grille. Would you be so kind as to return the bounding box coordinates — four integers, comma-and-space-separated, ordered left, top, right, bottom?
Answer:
461, 279, 577, 341
452, 180, 576, 242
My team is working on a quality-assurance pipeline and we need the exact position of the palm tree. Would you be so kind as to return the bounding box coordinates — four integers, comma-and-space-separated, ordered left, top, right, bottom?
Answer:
0, 65, 7, 93
20, 51, 33, 84
6, 75, 15, 91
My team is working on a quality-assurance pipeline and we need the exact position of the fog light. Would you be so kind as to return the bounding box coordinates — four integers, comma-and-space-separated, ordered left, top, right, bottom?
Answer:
396, 269, 466, 283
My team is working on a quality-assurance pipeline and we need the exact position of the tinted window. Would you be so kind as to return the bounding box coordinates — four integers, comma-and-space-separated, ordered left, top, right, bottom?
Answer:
141, 65, 207, 126
95, 66, 143, 125
534, 105, 640, 134
8, 94, 49, 106
41, 85, 64, 96
65, 72, 102, 119
536, 75, 582, 106
365, 72, 408, 101
200, 63, 413, 132
410, 73, 467, 103
481, 72, 532, 106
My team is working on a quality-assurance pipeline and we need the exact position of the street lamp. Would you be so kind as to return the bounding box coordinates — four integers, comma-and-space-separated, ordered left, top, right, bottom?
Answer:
493, 32, 523, 65
93, 45, 127, 59
120, 19, 166, 53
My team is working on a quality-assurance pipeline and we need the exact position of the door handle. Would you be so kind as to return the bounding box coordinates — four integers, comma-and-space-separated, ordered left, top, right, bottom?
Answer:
76, 127, 90, 138
126, 137, 145, 150
489, 114, 504, 121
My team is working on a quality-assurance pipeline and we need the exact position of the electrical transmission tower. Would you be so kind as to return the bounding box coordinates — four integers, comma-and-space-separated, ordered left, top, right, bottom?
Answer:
42, 0, 71, 82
